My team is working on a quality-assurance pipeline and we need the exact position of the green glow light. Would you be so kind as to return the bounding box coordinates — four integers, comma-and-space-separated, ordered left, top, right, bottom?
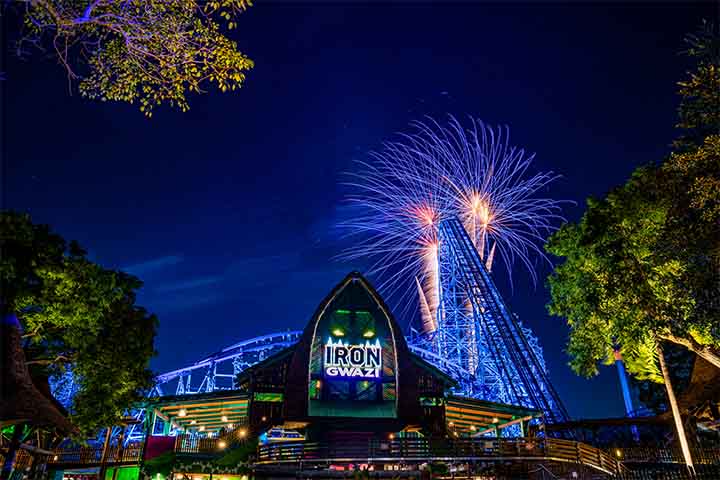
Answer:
332, 328, 345, 336
363, 330, 375, 338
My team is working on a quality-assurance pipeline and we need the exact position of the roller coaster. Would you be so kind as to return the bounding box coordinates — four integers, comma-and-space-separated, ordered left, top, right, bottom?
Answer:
51, 216, 568, 444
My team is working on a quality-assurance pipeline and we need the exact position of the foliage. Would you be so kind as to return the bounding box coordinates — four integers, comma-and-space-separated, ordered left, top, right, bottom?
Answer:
545, 24, 720, 382
674, 21, 720, 151
631, 344, 695, 414
16, 0, 254, 116
0, 211, 157, 435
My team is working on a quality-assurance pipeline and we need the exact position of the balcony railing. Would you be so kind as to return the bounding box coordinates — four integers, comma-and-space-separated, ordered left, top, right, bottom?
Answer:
47, 443, 144, 466
618, 446, 720, 465
256, 437, 621, 475
174, 424, 250, 455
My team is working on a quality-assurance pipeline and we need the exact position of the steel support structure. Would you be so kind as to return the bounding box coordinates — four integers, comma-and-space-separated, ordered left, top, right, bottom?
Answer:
435, 218, 569, 423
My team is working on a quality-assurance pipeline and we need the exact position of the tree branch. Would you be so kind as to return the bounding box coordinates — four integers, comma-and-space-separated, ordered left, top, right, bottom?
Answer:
659, 332, 720, 370
25, 354, 73, 366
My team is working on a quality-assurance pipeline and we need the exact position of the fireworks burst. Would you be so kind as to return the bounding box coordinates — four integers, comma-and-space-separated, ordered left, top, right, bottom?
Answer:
339, 115, 566, 330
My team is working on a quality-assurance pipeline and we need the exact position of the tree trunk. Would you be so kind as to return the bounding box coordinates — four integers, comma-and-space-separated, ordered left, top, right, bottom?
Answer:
0, 424, 24, 480
659, 333, 720, 370
657, 344, 694, 472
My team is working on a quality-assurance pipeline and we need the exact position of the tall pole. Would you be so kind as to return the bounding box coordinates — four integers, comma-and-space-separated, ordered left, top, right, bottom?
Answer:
613, 349, 634, 416
657, 344, 694, 472
614, 348, 639, 442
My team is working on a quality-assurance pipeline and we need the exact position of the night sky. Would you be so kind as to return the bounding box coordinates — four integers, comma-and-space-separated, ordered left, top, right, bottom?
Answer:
2, 3, 715, 420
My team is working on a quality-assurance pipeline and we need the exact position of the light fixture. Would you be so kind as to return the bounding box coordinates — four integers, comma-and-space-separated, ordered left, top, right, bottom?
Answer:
332, 328, 344, 337
190, 420, 197, 425
388, 433, 394, 440
261, 416, 267, 422
227, 423, 233, 429
470, 425, 476, 431
492, 417, 499, 424
615, 449, 622, 458
239, 429, 247, 437
221, 415, 228, 422
218, 440, 227, 449
362, 330, 374, 338
53, 455, 59, 461
178, 409, 187, 417
199, 426, 205, 432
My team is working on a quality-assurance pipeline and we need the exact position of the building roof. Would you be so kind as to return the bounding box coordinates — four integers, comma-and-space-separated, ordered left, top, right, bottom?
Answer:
146, 390, 249, 434
445, 395, 541, 437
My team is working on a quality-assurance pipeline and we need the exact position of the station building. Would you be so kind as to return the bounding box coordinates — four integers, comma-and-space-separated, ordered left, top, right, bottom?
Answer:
148, 272, 539, 444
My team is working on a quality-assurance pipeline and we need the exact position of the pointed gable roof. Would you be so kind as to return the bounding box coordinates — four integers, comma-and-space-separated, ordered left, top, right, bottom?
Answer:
283, 271, 422, 420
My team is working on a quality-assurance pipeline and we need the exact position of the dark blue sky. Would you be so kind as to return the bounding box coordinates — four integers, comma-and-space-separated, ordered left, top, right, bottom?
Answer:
3, 3, 714, 419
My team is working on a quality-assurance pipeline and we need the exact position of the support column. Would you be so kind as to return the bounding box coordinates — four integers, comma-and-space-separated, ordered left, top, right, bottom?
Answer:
98, 427, 113, 480
1, 424, 24, 480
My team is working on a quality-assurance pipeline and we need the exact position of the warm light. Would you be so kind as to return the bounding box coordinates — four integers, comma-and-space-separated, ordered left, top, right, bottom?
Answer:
388, 433, 394, 440
615, 449, 622, 458
470, 425, 476, 431
315, 380, 322, 388
448, 421, 454, 426
218, 441, 227, 449
239, 429, 247, 437
178, 409, 187, 417
492, 417, 499, 424
53, 455, 59, 461
221, 415, 228, 422
199, 426, 205, 432
261, 416, 267, 422
227, 423, 233, 429
190, 420, 197, 425
362, 330, 375, 338
332, 328, 344, 337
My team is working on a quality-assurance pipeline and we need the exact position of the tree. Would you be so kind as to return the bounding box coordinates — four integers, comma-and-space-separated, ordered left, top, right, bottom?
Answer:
546, 21, 720, 379
545, 151, 719, 378
546, 23, 719, 468
9, 0, 254, 116
674, 21, 720, 151
0, 211, 157, 435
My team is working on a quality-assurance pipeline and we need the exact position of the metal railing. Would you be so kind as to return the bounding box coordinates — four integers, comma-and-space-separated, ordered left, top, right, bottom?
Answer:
256, 437, 620, 475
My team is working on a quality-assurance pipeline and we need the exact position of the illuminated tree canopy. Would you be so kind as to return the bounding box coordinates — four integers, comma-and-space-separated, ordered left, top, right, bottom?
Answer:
546, 23, 720, 381
14, 0, 254, 116
0, 211, 157, 435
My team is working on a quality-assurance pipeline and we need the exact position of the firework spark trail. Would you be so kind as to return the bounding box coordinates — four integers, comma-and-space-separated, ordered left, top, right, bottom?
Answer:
339, 115, 566, 330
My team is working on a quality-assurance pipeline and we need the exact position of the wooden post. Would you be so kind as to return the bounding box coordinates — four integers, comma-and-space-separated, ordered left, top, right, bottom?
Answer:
98, 427, 113, 480
111, 427, 126, 480
0, 423, 24, 480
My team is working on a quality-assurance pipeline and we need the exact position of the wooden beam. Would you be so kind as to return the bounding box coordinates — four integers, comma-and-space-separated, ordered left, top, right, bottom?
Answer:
472, 415, 534, 437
